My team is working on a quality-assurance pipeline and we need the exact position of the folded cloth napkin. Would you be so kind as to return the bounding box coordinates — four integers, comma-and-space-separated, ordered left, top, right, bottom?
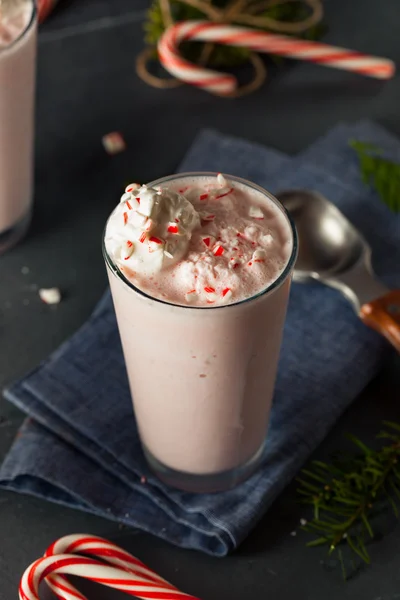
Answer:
1, 120, 399, 556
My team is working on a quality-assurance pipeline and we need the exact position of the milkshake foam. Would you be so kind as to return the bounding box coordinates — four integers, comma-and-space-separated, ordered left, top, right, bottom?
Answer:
105, 174, 292, 307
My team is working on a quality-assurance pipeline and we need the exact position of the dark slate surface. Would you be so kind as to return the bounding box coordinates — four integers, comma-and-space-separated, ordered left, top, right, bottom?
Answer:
0, 1, 399, 598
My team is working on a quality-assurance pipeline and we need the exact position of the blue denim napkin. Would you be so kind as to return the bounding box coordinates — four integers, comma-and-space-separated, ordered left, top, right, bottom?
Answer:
1, 121, 399, 556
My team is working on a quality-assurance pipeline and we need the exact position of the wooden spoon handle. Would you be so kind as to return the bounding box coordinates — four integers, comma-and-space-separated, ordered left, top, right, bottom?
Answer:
360, 290, 400, 352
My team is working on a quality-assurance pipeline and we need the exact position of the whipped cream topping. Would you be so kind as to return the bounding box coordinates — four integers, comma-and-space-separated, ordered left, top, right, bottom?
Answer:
105, 174, 292, 307
105, 183, 200, 276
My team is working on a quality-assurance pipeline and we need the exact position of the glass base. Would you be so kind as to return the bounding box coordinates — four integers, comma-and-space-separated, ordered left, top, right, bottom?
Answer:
0, 211, 31, 255
143, 443, 264, 493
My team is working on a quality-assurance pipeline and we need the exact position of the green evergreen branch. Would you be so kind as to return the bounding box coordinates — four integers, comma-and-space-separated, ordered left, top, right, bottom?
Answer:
297, 421, 400, 579
350, 140, 400, 213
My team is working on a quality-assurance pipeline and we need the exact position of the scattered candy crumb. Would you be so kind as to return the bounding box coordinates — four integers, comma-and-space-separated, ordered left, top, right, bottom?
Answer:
300, 518, 307, 526
21, 266, 30, 275
102, 132, 126, 155
140, 476, 147, 484
39, 288, 61, 305
290, 531, 297, 536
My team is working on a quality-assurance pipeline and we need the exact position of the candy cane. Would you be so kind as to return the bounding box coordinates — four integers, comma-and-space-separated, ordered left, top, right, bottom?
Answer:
158, 21, 395, 95
20, 534, 201, 600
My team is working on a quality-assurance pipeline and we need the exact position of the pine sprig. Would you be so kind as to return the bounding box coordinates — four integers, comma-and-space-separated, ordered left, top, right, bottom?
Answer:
350, 140, 400, 213
297, 421, 400, 578
144, 0, 326, 68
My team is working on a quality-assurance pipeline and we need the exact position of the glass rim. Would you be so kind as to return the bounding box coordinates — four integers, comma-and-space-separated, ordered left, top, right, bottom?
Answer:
103, 172, 298, 311
0, 0, 37, 54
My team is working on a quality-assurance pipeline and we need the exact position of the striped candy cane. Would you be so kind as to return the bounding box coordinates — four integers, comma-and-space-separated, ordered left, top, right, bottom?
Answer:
158, 21, 395, 95
20, 534, 201, 600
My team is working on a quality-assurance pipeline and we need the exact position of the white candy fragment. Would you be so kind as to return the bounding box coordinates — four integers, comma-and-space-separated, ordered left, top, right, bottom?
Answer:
249, 205, 264, 219
39, 288, 61, 305
185, 290, 198, 303
252, 248, 267, 262
217, 173, 227, 187
102, 132, 126, 155
125, 183, 140, 193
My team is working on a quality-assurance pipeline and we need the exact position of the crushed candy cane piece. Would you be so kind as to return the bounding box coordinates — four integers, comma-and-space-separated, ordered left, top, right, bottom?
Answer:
253, 248, 267, 262
215, 188, 233, 200
185, 289, 198, 303
202, 236, 213, 247
149, 236, 163, 245
139, 231, 147, 243
167, 223, 179, 234
217, 173, 227, 187
122, 240, 135, 260
123, 212, 128, 225
39, 288, 61, 305
200, 193, 209, 201
249, 205, 264, 219
201, 213, 215, 221
102, 132, 126, 155
213, 244, 224, 256
125, 183, 140, 193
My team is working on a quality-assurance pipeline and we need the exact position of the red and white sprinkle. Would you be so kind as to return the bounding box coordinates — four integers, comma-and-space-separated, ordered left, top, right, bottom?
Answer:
125, 183, 140, 193
204, 286, 217, 302
122, 240, 135, 260
213, 244, 224, 257
221, 287, 232, 301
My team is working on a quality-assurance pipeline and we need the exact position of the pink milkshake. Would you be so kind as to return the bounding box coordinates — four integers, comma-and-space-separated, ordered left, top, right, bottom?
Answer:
104, 173, 297, 492
0, 0, 36, 254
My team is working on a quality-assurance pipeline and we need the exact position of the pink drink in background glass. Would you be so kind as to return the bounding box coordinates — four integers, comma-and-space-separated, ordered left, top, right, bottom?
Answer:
104, 173, 297, 492
0, 0, 36, 254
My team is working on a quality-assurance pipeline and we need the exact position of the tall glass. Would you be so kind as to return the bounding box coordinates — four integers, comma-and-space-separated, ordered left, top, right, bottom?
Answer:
0, 0, 37, 254
103, 173, 297, 493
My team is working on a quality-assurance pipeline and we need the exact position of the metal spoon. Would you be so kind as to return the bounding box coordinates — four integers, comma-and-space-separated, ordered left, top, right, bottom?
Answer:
276, 189, 400, 352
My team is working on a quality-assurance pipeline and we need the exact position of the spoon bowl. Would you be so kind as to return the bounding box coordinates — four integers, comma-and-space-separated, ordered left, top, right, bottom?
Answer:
276, 189, 400, 352
277, 190, 365, 281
